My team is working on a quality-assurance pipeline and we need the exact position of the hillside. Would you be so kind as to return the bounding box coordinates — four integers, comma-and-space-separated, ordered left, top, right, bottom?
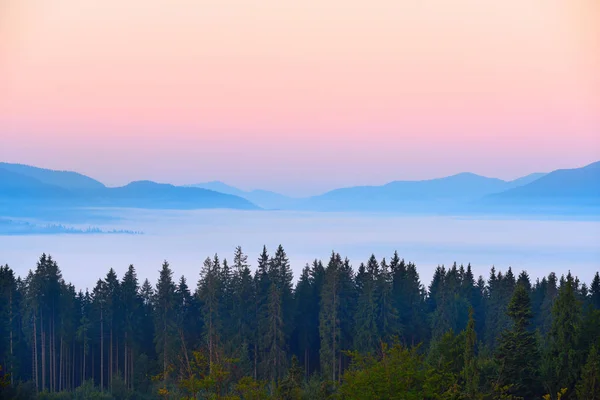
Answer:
0, 162, 105, 190
487, 161, 600, 202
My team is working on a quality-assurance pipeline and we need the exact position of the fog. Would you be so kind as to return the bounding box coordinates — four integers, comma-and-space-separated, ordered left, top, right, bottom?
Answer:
1, 209, 598, 290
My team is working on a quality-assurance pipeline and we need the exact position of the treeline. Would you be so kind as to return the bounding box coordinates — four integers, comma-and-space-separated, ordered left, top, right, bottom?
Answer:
0, 247, 599, 399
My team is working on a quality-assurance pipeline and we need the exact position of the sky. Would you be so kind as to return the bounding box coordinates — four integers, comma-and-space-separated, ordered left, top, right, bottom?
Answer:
1, 0, 599, 196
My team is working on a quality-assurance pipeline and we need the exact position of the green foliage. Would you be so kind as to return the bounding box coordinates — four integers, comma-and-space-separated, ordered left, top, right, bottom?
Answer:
495, 283, 541, 398
576, 345, 600, 400
0, 251, 598, 400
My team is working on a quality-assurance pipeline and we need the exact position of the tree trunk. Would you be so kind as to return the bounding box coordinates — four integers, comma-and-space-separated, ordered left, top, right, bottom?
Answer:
33, 315, 39, 392
9, 292, 13, 385
130, 348, 134, 391
254, 342, 257, 380
59, 336, 63, 391
110, 328, 113, 391
100, 307, 104, 391
163, 312, 167, 383
41, 309, 45, 392
124, 334, 127, 388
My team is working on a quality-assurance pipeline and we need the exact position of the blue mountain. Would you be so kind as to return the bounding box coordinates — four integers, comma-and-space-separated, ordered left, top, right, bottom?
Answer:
0, 167, 73, 199
0, 162, 105, 190
190, 181, 297, 209
301, 172, 537, 211
487, 161, 600, 203
0, 164, 259, 211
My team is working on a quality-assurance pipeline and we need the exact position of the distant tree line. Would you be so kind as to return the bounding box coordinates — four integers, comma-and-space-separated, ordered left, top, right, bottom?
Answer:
1, 247, 599, 399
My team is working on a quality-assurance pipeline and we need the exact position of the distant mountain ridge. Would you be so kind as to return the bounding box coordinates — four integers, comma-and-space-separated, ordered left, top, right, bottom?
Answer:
486, 161, 600, 203
2, 160, 599, 215
0, 162, 105, 190
0, 163, 258, 211
298, 171, 551, 211
189, 181, 300, 209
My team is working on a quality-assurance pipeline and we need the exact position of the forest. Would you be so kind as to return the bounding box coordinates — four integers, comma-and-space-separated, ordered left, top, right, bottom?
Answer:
1, 247, 599, 399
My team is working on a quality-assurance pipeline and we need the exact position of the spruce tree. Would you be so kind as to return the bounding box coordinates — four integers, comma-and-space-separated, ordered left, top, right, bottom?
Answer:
576, 345, 600, 400
590, 272, 600, 310
546, 273, 584, 398
154, 261, 177, 383
353, 255, 379, 354
462, 307, 480, 399
495, 283, 540, 398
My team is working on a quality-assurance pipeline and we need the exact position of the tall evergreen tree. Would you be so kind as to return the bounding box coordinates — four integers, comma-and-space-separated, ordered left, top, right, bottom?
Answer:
576, 345, 600, 400
353, 255, 379, 354
495, 283, 540, 398
197, 256, 221, 373
545, 273, 584, 398
154, 261, 177, 383
462, 307, 480, 399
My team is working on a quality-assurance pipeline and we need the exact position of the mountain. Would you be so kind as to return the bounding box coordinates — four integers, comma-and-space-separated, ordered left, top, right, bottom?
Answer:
506, 172, 546, 188
302, 173, 515, 211
0, 162, 105, 190
101, 181, 259, 210
0, 163, 260, 212
0, 167, 74, 199
189, 181, 246, 197
190, 181, 297, 209
487, 161, 600, 203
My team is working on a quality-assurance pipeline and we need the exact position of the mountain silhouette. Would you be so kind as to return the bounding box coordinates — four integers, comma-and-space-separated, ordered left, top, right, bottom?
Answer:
486, 161, 600, 205
0, 164, 259, 211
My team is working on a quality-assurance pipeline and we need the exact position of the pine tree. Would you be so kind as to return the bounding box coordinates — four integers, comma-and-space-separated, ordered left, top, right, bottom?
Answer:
576, 345, 600, 400
495, 283, 540, 398
462, 307, 480, 399
546, 273, 584, 398
154, 261, 177, 383
375, 258, 399, 343
197, 256, 221, 373
120, 265, 140, 390
293, 265, 315, 376
231, 247, 255, 376
590, 272, 600, 310
353, 255, 379, 354
319, 252, 342, 382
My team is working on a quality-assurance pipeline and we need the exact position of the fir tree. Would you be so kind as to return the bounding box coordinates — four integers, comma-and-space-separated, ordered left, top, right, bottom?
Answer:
495, 283, 540, 398
576, 345, 600, 400
546, 273, 584, 398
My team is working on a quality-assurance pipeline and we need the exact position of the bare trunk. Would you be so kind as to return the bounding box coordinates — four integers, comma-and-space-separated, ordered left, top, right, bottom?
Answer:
72, 341, 75, 391
100, 307, 104, 391
33, 315, 39, 392
116, 336, 119, 380
163, 313, 167, 383
110, 328, 113, 391
9, 292, 14, 385
124, 334, 127, 387
254, 342, 257, 380
41, 309, 45, 392
338, 354, 342, 383
130, 348, 134, 391
82, 339, 86, 384
59, 336, 63, 391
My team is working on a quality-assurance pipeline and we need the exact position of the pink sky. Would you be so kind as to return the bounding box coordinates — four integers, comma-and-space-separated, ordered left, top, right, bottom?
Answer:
1, 0, 599, 196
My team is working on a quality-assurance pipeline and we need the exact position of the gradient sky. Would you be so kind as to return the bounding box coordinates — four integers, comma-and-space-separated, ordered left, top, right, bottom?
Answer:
1, 0, 599, 196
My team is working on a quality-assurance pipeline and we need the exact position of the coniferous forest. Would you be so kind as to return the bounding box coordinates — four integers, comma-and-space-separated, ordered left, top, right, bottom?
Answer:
1, 248, 599, 399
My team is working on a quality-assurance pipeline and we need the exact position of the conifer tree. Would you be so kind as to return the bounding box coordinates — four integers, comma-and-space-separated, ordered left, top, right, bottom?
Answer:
154, 261, 177, 383
462, 307, 480, 399
353, 255, 379, 354
576, 345, 600, 400
590, 272, 600, 310
495, 283, 540, 398
319, 252, 343, 382
546, 273, 584, 398
197, 256, 221, 373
